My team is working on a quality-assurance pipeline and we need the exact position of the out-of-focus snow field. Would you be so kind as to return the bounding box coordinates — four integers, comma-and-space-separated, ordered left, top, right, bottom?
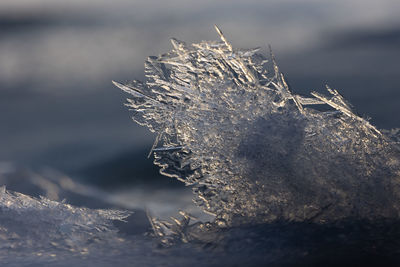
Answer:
0, 0, 399, 220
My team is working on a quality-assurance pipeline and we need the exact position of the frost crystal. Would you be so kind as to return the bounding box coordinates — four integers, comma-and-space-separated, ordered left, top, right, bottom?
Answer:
0, 186, 132, 263
115, 26, 400, 226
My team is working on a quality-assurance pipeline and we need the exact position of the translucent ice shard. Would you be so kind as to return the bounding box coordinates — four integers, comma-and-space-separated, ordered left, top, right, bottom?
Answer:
115, 26, 400, 226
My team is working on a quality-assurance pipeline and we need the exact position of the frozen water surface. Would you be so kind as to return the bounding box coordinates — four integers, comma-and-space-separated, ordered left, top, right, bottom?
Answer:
1, 27, 400, 266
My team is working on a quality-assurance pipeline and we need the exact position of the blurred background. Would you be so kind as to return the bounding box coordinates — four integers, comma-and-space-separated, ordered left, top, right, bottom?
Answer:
0, 0, 399, 218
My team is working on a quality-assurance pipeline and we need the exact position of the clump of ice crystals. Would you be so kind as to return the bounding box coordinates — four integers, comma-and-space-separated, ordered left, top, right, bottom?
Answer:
114, 27, 400, 226
0, 186, 132, 263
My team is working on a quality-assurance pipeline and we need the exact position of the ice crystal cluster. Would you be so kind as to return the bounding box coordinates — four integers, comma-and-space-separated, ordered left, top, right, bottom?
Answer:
115, 26, 400, 226
0, 185, 135, 265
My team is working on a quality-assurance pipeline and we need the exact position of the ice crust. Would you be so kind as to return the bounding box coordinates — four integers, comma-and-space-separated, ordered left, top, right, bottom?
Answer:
0, 169, 213, 266
0, 185, 136, 264
115, 26, 400, 226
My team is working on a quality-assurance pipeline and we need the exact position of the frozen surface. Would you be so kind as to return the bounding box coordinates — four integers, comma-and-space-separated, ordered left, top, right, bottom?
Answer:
2, 182, 400, 266
115, 26, 400, 227
0, 169, 217, 266
0, 185, 134, 265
